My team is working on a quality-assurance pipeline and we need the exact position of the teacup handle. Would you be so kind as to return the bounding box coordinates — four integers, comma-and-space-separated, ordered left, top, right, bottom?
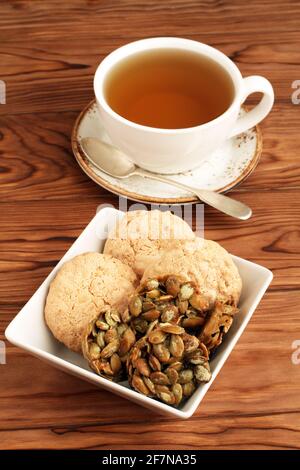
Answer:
229, 76, 274, 138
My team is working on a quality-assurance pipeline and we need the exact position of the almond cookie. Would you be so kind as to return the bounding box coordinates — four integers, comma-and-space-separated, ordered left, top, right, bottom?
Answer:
45, 252, 137, 352
103, 210, 195, 277
141, 237, 242, 307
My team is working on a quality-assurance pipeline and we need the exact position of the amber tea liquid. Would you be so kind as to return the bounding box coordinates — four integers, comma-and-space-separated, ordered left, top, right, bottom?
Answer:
104, 48, 234, 129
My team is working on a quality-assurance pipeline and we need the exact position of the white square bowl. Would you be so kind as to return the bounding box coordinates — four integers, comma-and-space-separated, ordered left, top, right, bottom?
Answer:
5, 208, 273, 419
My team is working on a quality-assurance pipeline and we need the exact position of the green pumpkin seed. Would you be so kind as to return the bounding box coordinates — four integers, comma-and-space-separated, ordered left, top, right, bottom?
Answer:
178, 369, 194, 384
150, 371, 170, 385
141, 309, 161, 321
133, 318, 148, 334
96, 331, 106, 349
146, 289, 161, 299
132, 373, 150, 395
182, 381, 196, 397
169, 334, 184, 358
153, 343, 170, 363
96, 320, 109, 330
136, 358, 151, 377
177, 300, 189, 314
172, 383, 183, 405
110, 353, 122, 374
149, 354, 161, 371
148, 329, 166, 344
129, 295, 143, 317
157, 391, 175, 405
89, 342, 101, 359
142, 300, 155, 312
189, 293, 210, 311
100, 339, 119, 359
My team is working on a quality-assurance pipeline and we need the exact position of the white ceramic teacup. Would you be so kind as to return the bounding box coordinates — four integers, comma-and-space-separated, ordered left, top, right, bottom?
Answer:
94, 37, 274, 174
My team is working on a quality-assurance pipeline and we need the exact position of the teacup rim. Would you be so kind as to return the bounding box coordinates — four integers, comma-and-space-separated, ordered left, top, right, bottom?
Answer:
94, 37, 244, 134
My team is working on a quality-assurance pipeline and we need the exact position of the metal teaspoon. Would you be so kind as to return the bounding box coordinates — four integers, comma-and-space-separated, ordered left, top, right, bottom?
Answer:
80, 137, 252, 220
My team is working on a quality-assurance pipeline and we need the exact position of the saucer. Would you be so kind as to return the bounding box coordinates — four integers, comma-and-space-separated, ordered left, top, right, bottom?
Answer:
72, 100, 262, 205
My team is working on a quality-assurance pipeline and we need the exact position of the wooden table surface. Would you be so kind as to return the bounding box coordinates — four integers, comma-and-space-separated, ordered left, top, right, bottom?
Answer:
1, 0, 300, 450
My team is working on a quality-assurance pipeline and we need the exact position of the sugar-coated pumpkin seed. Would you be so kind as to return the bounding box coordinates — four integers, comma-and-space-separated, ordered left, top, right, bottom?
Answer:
194, 365, 212, 382
145, 279, 159, 290
161, 305, 178, 322
177, 300, 189, 314
180, 284, 194, 300
182, 334, 200, 353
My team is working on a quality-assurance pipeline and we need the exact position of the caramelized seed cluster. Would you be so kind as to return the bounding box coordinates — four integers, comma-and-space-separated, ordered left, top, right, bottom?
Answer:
125, 276, 210, 337
127, 322, 211, 406
82, 308, 136, 380
82, 275, 239, 406
198, 301, 239, 352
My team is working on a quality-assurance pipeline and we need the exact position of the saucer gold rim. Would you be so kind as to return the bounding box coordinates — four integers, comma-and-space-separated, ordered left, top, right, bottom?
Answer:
71, 100, 262, 205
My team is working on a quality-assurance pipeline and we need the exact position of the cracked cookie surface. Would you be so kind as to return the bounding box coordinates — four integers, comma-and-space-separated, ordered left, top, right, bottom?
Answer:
44, 252, 137, 352
103, 210, 195, 277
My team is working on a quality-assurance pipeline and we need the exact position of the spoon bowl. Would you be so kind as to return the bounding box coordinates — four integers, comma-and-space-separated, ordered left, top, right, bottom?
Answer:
81, 137, 137, 177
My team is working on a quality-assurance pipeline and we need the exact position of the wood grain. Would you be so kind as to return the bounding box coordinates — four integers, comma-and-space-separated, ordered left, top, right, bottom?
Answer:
0, 0, 300, 450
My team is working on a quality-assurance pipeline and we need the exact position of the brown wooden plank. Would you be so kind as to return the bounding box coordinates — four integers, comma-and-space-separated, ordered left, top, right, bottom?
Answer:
1, 413, 300, 450
0, 103, 300, 203
0, 0, 299, 115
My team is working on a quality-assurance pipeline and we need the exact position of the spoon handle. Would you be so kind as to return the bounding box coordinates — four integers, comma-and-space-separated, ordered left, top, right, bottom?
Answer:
135, 168, 252, 220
